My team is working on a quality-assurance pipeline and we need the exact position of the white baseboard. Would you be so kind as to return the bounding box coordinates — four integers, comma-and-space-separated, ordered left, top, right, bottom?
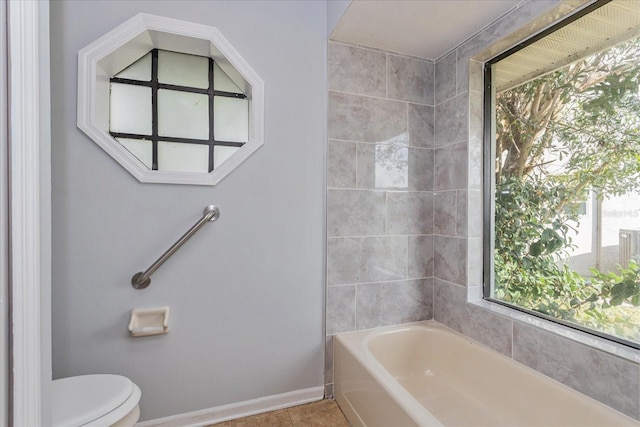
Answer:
136, 386, 325, 427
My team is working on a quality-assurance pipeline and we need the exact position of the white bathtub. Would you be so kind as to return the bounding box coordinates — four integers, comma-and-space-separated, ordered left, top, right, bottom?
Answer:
334, 320, 638, 427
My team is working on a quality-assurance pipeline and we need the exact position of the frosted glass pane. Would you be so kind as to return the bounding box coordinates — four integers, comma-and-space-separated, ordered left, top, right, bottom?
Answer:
214, 146, 239, 169
116, 138, 152, 169
213, 63, 242, 93
158, 141, 209, 173
115, 52, 151, 81
214, 97, 248, 142
158, 50, 209, 89
110, 83, 152, 135
158, 90, 209, 140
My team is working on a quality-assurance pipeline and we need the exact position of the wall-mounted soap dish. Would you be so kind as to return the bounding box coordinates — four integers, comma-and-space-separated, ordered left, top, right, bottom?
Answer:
128, 306, 170, 337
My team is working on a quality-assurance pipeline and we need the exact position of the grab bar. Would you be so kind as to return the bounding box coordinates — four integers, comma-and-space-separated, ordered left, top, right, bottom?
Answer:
131, 205, 220, 289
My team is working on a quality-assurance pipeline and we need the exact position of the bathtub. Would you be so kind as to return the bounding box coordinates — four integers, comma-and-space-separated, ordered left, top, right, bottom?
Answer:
334, 320, 638, 427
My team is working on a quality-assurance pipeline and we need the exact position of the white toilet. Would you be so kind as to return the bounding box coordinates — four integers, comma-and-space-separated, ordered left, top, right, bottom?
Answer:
52, 374, 141, 427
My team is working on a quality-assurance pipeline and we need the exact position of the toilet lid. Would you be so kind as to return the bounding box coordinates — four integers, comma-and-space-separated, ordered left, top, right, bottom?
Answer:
52, 374, 135, 427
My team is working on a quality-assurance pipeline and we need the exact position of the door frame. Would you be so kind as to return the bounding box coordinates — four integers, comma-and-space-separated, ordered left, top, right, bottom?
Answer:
7, 0, 51, 424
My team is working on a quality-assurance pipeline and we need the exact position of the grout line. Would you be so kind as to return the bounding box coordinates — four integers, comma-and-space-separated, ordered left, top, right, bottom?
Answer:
385, 53, 389, 98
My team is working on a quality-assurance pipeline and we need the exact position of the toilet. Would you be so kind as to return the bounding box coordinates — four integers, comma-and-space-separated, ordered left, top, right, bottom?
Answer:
52, 374, 141, 427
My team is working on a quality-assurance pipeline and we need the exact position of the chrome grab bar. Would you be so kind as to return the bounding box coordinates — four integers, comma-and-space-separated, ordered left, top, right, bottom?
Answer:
131, 205, 220, 289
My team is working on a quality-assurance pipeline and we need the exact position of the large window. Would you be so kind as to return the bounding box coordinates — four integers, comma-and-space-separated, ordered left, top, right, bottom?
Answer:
484, 0, 640, 348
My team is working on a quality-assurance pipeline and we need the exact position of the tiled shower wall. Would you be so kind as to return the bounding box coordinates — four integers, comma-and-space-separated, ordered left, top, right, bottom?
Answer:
325, 42, 436, 393
325, 0, 640, 420
432, 0, 639, 421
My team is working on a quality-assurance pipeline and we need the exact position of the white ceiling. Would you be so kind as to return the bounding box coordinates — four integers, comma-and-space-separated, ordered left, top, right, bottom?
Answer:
330, 0, 524, 60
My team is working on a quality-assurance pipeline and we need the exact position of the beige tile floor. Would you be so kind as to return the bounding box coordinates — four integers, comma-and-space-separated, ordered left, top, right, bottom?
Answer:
211, 399, 350, 427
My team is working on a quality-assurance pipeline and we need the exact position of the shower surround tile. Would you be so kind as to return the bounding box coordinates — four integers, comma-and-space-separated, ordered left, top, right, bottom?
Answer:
434, 235, 466, 286
327, 140, 356, 189
326, 42, 436, 389
408, 235, 434, 279
433, 191, 457, 236
356, 143, 409, 190
434, 142, 468, 191
327, 236, 407, 286
408, 103, 435, 148
435, 50, 456, 104
327, 285, 355, 335
328, 92, 407, 143
387, 54, 434, 105
513, 322, 640, 420
434, 280, 513, 356
408, 147, 434, 191
327, 189, 386, 237
356, 279, 433, 330
387, 192, 434, 235
328, 43, 386, 97
435, 92, 468, 146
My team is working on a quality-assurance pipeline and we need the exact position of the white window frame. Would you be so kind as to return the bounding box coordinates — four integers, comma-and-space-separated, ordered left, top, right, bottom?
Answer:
78, 13, 265, 186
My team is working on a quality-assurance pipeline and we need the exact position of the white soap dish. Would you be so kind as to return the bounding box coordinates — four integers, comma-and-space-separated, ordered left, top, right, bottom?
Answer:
128, 306, 170, 337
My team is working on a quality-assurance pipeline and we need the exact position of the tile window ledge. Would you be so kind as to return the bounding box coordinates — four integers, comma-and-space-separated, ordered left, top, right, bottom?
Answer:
467, 298, 640, 363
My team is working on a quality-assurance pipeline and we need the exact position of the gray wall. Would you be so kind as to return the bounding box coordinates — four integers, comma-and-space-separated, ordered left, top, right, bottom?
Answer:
50, 1, 326, 421
325, 41, 436, 394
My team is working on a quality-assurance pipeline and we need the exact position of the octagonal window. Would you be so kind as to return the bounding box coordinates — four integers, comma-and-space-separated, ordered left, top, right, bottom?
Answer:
78, 14, 264, 185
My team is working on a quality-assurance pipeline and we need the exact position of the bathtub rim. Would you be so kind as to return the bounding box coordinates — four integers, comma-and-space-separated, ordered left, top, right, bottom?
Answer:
334, 319, 640, 426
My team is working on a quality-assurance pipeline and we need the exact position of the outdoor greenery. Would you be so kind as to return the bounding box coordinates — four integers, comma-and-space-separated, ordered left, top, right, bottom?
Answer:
493, 35, 640, 342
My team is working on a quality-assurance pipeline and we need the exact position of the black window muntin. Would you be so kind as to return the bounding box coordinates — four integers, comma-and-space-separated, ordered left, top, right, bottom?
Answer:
109, 48, 247, 173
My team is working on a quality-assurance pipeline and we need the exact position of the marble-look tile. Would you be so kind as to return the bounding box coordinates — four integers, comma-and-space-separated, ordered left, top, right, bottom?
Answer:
328, 140, 356, 189
433, 235, 466, 285
467, 190, 482, 238
435, 50, 456, 104
328, 92, 408, 143
356, 279, 433, 330
434, 280, 513, 356
387, 55, 434, 105
408, 147, 434, 191
435, 92, 468, 146
327, 236, 406, 286
456, 190, 467, 237
464, 302, 513, 357
327, 189, 386, 237
326, 285, 355, 335
468, 90, 484, 190
357, 143, 409, 190
468, 59, 484, 93
408, 235, 434, 279
434, 142, 468, 191
328, 42, 386, 98
387, 192, 434, 235
434, 278, 466, 331
433, 191, 456, 236
467, 238, 483, 287
408, 104, 435, 148
513, 322, 640, 420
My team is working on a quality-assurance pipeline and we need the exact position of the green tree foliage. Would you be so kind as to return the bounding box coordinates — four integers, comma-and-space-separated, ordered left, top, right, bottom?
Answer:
493, 36, 640, 341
